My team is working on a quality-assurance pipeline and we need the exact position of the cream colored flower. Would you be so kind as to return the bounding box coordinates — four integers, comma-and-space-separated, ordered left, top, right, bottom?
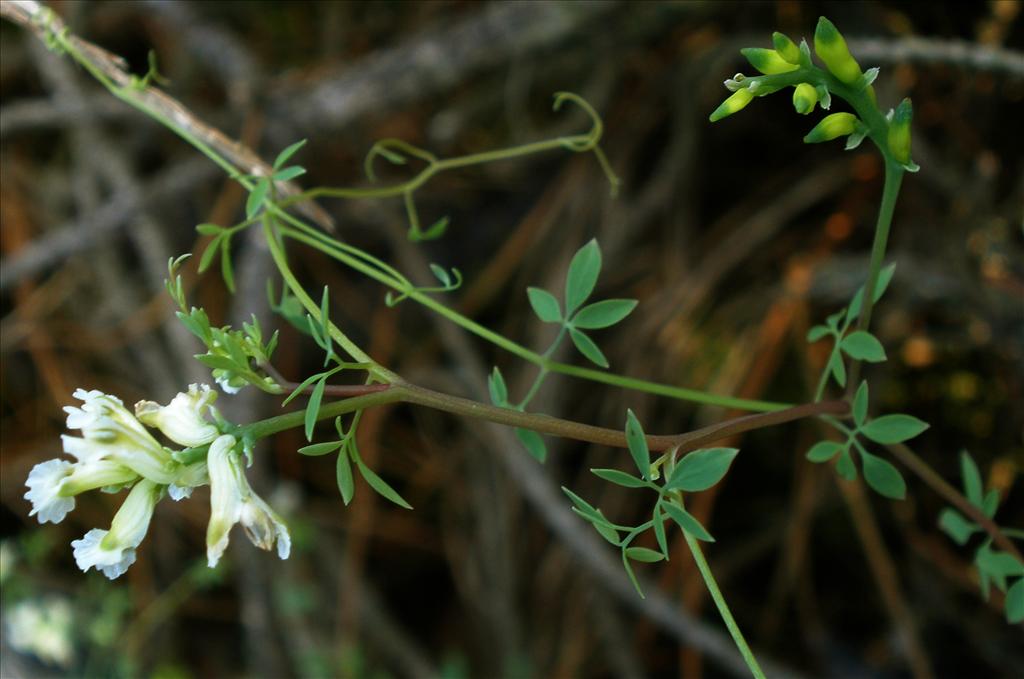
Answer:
71, 479, 161, 579
206, 435, 290, 567
135, 383, 220, 447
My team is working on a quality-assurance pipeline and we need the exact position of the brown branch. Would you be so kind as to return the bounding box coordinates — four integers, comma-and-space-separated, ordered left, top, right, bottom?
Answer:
0, 0, 334, 231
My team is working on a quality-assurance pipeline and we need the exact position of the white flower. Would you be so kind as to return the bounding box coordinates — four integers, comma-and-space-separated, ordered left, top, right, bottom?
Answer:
25, 460, 75, 524
206, 435, 290, 567
135, 383, 220, 447
71, 479, 161, 579
25, 459, 138, 524
213, 369, 245, 394
168, 461, 209, 501
61, 388, 178, 484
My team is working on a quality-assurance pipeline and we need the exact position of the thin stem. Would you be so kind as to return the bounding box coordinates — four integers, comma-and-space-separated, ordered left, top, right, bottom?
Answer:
683, 532, 766, 679
848, 160, 904, 390
516, 326, 566, 410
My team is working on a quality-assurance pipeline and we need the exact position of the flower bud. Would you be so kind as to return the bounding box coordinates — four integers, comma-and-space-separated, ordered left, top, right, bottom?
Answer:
814, 17, 863, 85
888, 98, 913, 164
740, 47, 799, 75
136, 384, 220, 447
792, 83, 818, 115
709, 88, 754, 122
772, 32, 801, 65
804, 112, 859, 143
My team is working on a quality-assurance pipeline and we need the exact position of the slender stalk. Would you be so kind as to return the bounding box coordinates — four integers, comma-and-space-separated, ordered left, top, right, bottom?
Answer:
683, 532, 766, 679
847, 160, 904, 391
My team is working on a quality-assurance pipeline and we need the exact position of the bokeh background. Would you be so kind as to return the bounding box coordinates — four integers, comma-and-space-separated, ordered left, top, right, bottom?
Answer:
1, 1, 1022, 677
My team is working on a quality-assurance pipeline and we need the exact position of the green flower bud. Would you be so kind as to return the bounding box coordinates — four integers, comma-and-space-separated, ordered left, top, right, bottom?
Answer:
740, 47, 799, 75
792, 83, 818, 115
814, 17, 863, 84
888, 98, 913, 164
772, 32, 801, 65
709, 88, 754, 122
804, 112, 858, 143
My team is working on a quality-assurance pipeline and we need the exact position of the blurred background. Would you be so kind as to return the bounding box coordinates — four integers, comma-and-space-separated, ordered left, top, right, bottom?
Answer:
1, 1, 1022, 677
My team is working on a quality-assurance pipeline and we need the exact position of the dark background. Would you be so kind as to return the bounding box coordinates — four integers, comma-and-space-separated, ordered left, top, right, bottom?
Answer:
1, 1, 1022, 678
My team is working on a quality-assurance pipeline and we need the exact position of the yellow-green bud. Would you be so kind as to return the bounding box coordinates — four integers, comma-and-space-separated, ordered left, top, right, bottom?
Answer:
709, 88, 754, 122
888, 98, 913, 164
740, 47, 799, 75
814, 17, 863, 85
772, 32, 801, 65
804, 112, 858, 143
792, 83, 818, 115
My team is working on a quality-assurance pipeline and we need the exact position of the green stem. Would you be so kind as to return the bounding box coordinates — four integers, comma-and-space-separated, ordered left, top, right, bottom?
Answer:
855, 160, 904, 335
683, 532, 766, 679
516, 326, 567, 410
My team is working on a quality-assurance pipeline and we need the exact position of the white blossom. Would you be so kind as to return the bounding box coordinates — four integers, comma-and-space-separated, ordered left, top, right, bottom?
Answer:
61, 388, 178, 484
135, 383, 220, 447
24, 460, 75, 524
5, 597, 74, 667
71, 479, 161, 579
206, 435, 290, 567
25, 458, 138, 524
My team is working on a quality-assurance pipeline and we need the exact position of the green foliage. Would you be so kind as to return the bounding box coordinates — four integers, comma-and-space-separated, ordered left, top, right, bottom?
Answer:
938, 451, 1023, 623
563, 411, 733, 597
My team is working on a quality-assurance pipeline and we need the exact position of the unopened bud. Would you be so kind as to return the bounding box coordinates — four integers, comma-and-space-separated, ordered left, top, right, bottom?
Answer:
741, 48, 799, 75
772, 32, 802, 65
814, 17, 863, 85
793, 83, 818, 115
709, 88, 754, 122
888, 98, 913, 164
804, 112, 858, 143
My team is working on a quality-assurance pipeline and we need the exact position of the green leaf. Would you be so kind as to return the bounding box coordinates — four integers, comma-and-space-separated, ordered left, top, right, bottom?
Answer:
351, 442, 412, 509
836, 448, 857, 480
663, 502, 714, 542
859, 450, 906, 499
960, 451, 984, 508
621, 550, 645, 598
246, 177, 270, 219
860, 414, 929, 444
569, 328, 608, 368
430, 263, 451, 287
652, 503, 669, 559
807, 440, 843, 463
828, 352, 847, 387
848, 263, 897, 322
515, 428, 547, 463
561, 487, 603, 523
938, 508, 977, 546
592, 520, 621, 546
283, 370, 325, 407
807, 325, 831, 342
565, 239, 602, 315
840, 331, 887, 362
852, 381, 869, 426
273, 139, 308, 169
198, 233, 224, 273
572, 299, 638, 329
982, 489, 1000, 518
195, 353, 242, 372
298, 441, 339, 456
591, 468, 646, 488
976, 547, 1024, 580
624, 409, 650, 480
220, 235, 235, 293
272, 166, 306, 182
667, 448, 739, 492
1006, 578, 1024, 624
336, 448, 354, 505
196, 223, 223, 236
526, 287, 562, 323
304, 377, 326, 442
488, 367, 508, 406
625, 547, 665, 563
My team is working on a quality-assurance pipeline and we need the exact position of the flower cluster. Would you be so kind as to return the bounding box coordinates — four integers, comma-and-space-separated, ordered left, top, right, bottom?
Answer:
708, 16, 918, 172
24, 385, 290, 579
